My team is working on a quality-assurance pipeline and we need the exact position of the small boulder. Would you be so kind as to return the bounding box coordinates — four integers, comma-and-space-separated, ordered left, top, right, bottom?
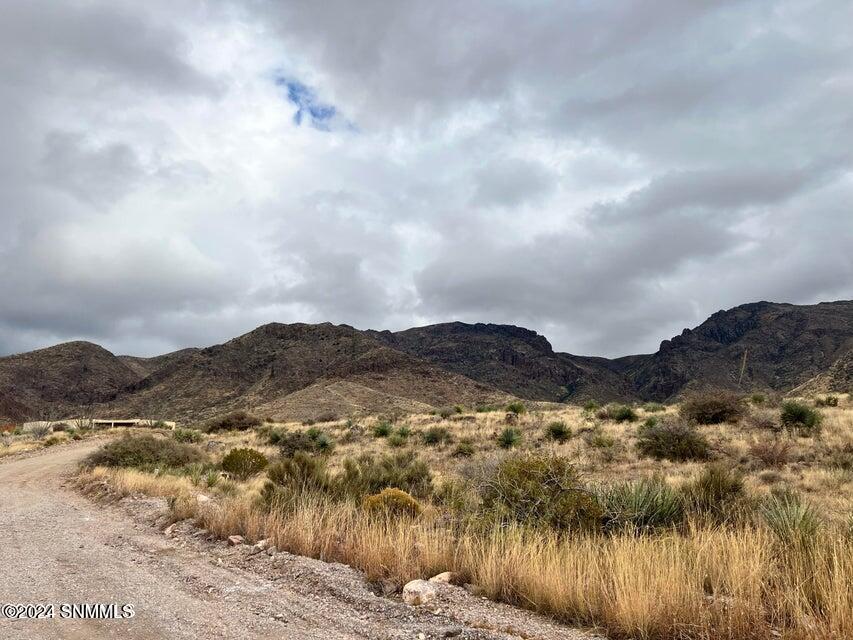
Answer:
428, 571, 457, 584
227, 535, 245, 546
402, 579, 437, 606
254, 539, 269, 550
196, 494, 212, 505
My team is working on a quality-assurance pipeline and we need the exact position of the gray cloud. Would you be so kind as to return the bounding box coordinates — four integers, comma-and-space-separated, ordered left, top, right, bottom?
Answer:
0, 0, 851, 359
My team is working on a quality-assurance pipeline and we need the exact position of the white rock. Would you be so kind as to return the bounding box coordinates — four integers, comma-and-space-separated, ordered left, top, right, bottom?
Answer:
254, 539, 269, 550
227, 535, 245, 546
196, 494, 212, 504
163, 523, 177, 537
428, 571, 456, 584
402, 580, 437, 606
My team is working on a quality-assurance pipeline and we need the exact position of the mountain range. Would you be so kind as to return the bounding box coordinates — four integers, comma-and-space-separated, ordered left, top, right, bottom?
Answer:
1, 300, 850, 423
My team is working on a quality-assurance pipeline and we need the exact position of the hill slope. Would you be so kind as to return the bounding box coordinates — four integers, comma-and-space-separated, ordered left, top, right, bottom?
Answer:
106, 323, 508, 421
0, 342, 141, 421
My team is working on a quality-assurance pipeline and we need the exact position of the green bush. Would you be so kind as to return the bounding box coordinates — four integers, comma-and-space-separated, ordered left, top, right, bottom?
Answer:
545, 421, 571, 442
221, 447, 268, 480
388, 433, 407, 448
602, 404, 638, 423
781, 401, 823, 436
422, 426, 452, 446
636, 420, 711, 461
496, 427, 522, 449
681, 464, 746, 521
599, 477, 685, 533
505, 401, 526, 415
642, 402, 665, 413
203, 411, 261, 433
263, 452, 333, 501
750, 393, 766, 405
173, 428, 203, 443
276, 430, 334, 457
372, 421, 393, 438
680, 391, 745, 425
479, 452, 602, 532
83, 435, 205, 469
436, 406, 455, 419
585, 430, 615, 449
760, 488, 821, 544
362, 488, 422, 517
583, 400, 600, 412
815, 396, 838, 408
338, 451, 432, 498
452, 440, 475, 457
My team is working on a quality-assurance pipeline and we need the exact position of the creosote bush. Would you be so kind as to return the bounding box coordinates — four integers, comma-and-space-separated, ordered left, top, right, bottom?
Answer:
781, 401, 823, 436
600, 404, 638, 423
479, 452, 602, 532
748, 437, 791, 468
636, 419, 710, 462
362, 488, 422, 517
815, 395, 839, 407
221, 447, 268, 480
338, 451, 433, 498
83, 435, 205, 469
264, 452, 332, 502
172, 428, 203, 443
276, 429, 334, 457
680, 391, 745, 424
203, 411, 261, 433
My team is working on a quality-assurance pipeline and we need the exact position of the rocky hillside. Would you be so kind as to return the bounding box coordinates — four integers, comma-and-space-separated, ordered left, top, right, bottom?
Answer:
620, 301, 853, 400
370, 323, 636, 402
1, 300, 850, 422
0, 341, 142, 421
104, 323, 508, 421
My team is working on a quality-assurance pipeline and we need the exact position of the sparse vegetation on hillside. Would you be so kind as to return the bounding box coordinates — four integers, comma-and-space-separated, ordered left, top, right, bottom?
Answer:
77, 394, 853, 640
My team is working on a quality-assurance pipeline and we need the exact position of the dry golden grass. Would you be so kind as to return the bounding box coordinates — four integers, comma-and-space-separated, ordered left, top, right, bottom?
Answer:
78, 396, 853, 640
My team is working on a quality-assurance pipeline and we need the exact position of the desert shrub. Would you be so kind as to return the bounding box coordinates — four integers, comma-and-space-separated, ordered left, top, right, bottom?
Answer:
83, 435, 204, 469
545, 421, 571, 442
221, 447, 268, 480
475, 404, 501, 413
681, 464, 746, 522
496, 427, 522, 449
264, 452, 333, 502
452, 440, 475, 457
387, 433, 407, 448
750, 393, 766, 405
436, 406, 455, 419
642, 402, 665, 413
636, 420, 711, 462
276, 430, 334, 457
826, 443, 853, 471
599, 477, 685, 534
362, 488, 422, 517
479, 452, 602, 532
585, 430, 615, 449
505, 401, 526, 415
760, 488, 821, 544
602, 404, 638, 423
745, 408, 780, 432
266, 428, 287, 445
422, 426, 452, 446
748, 437, 791, 468
396, 425, 412, 438
51, 422, 70, 432
173, 428, 203, 443
434, 478, 478, 513
203, 411, 261, 433
338, 451, 432, 498
582, 400, 600, 412
780, 401, 823, 436
372, 421, 393, 438
43, 436, 62, 447
29, 424, 51, 440
680, 391, 745, 424
815, 395, 838, 408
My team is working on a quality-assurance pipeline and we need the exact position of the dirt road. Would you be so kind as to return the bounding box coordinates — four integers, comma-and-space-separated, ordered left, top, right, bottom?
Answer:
0, 443, 594, 640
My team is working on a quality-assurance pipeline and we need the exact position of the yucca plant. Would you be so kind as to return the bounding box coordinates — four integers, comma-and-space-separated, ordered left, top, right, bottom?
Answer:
599, 477, 684, 534
760, 489, 821, 545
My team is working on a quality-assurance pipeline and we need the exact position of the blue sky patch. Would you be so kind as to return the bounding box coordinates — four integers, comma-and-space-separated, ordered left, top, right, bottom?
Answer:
275, 75, 338, 131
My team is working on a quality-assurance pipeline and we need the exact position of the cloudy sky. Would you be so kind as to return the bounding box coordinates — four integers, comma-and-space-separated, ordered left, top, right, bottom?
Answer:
1, 0, 852, 358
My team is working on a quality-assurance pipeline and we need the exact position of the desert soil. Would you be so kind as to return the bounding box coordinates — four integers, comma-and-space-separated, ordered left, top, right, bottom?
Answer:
0, 442, 597, 640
